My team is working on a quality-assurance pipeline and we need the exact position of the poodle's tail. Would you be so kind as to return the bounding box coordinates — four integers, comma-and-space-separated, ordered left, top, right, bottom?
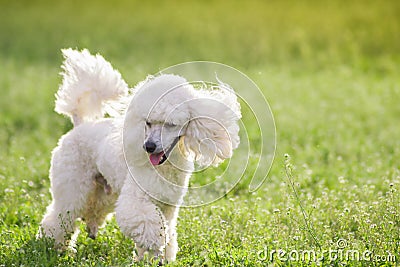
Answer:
55, 48, 129, 126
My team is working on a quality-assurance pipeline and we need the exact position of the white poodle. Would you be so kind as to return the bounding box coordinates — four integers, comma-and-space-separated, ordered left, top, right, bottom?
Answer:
38, 49, 241, 263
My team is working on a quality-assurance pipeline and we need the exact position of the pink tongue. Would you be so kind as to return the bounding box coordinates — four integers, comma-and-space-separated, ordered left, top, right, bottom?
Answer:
149, 152, 164, 165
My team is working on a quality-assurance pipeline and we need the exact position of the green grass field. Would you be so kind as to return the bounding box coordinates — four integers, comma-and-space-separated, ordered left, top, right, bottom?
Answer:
1, 0, 399, 266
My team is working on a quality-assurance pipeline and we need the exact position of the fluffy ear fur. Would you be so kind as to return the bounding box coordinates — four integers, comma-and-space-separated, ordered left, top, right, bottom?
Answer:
184, 82, 241, 166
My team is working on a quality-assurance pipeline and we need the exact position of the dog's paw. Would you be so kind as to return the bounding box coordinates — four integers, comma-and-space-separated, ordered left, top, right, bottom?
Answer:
134, 246, 164, 265
85, 223, 98, 240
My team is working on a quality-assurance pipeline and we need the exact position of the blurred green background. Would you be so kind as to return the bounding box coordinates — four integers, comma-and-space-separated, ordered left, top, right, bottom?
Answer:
0, 0, 399, 265
1, 0, 399, 70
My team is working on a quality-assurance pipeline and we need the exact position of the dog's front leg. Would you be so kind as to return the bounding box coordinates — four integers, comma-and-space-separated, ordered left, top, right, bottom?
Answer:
116, 179, 166, 263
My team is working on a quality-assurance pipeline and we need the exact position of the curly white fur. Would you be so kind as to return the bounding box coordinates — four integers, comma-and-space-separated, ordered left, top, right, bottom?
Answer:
55, 48, 129, 125
38, 49, 241, 263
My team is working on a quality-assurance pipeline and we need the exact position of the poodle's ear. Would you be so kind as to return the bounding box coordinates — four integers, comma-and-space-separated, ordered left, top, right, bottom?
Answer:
184, 83, 241, 167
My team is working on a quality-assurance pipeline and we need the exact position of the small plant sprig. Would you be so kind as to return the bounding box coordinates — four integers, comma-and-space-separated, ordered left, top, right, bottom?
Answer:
284, 153, 321, 250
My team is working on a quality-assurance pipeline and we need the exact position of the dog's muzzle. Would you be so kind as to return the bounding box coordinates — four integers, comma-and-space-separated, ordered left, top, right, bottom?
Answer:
144, 137, 180, 166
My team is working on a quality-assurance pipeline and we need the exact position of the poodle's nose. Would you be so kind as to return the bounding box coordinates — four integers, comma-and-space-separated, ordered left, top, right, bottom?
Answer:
143, 141, 157, 153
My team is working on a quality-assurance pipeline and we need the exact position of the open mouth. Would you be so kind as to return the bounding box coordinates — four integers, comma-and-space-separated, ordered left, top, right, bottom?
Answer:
148, 137, 180, 166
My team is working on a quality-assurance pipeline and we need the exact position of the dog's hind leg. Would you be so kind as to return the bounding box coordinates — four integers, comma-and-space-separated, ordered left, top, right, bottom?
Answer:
83, 173, 117, 239
38, 146, 98, 248
39, 199, 81, 249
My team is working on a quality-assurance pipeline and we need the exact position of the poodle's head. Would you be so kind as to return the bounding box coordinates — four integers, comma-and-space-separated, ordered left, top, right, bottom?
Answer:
127, 74, 241, 167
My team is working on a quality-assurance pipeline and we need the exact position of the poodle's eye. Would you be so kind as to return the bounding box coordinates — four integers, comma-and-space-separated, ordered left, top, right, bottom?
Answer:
165, 122, 177, 128
145, 121, 151, 127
